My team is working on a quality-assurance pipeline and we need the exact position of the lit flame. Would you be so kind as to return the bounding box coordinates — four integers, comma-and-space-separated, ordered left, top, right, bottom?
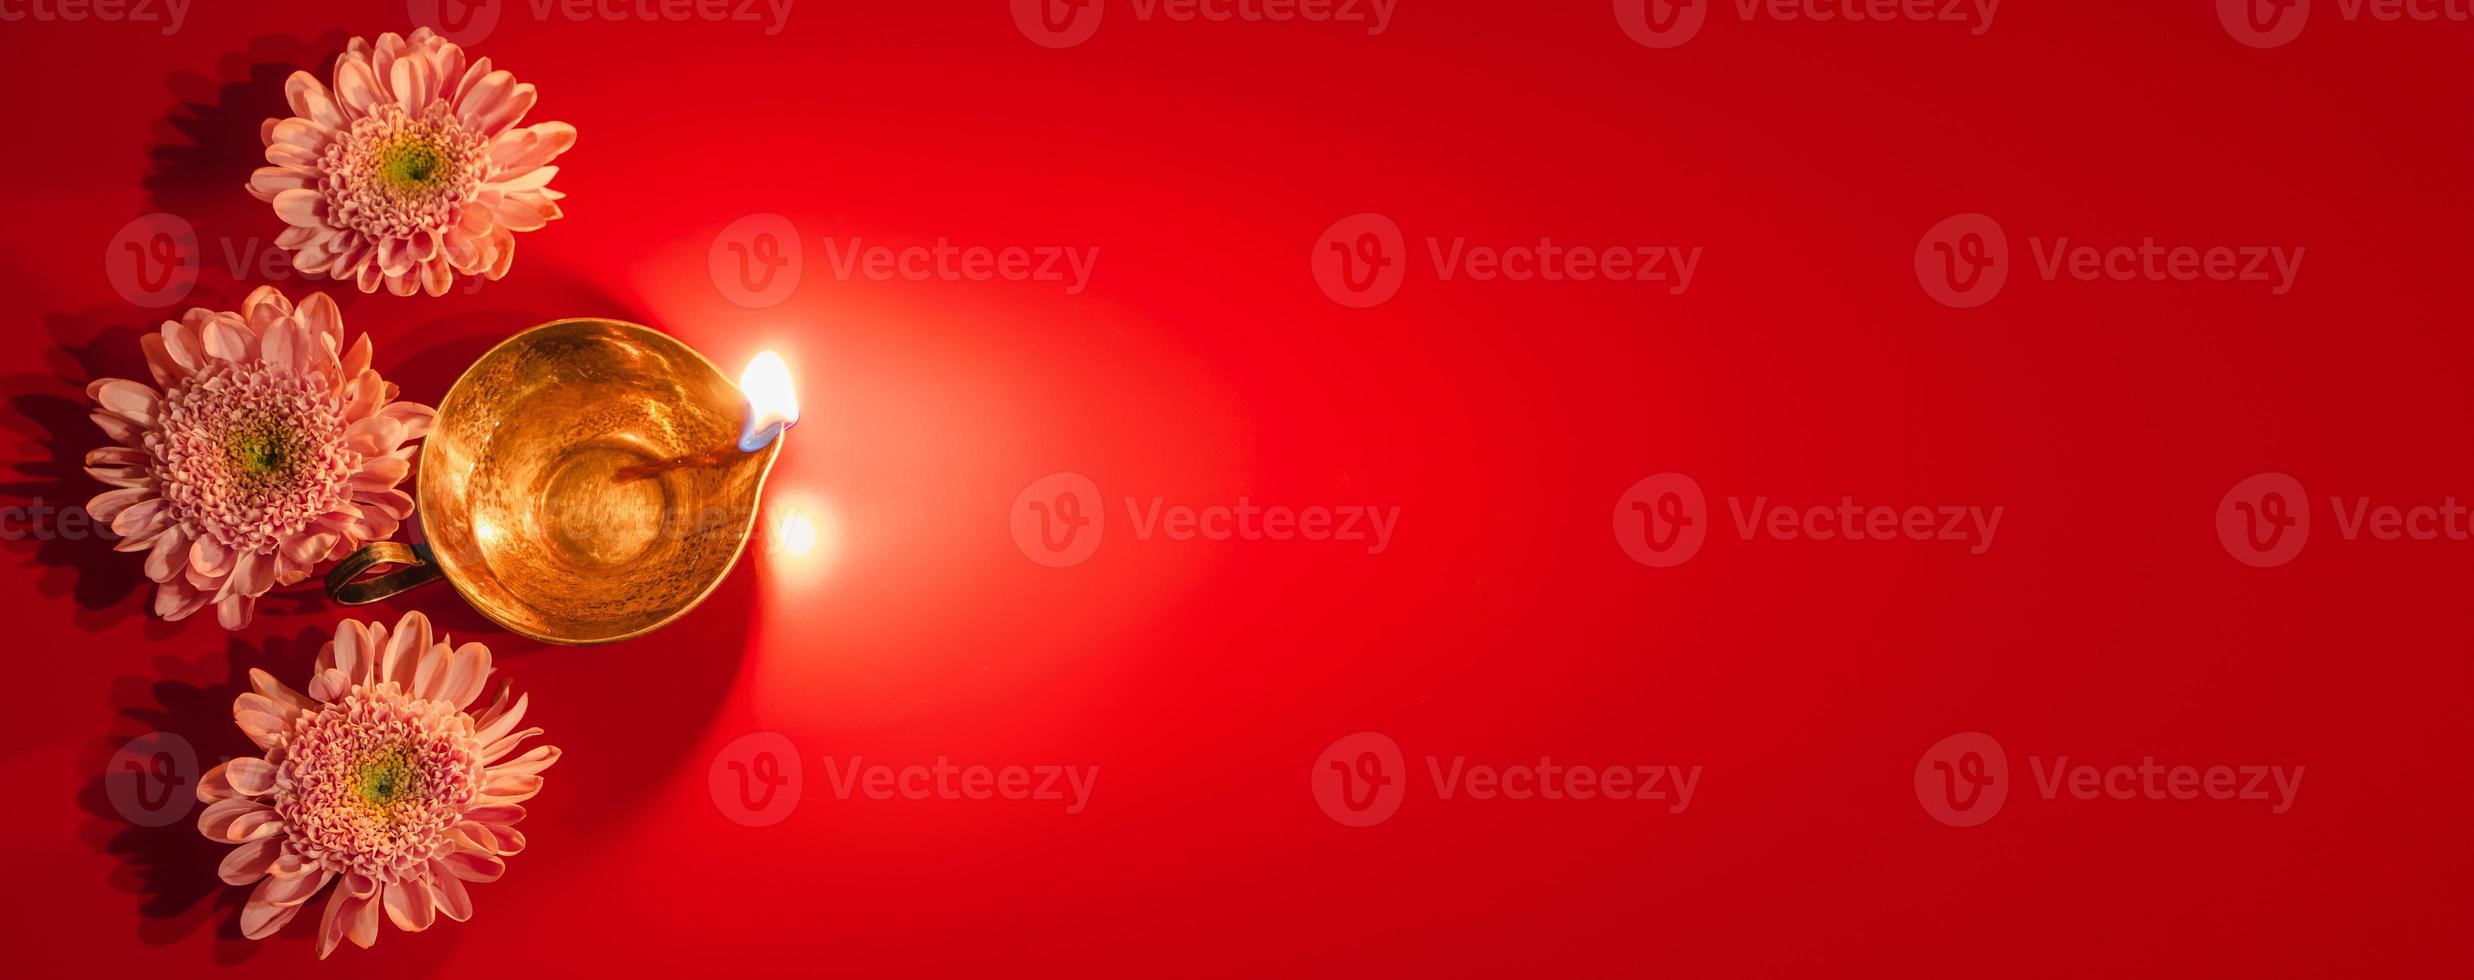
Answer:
738, 350, 799, 451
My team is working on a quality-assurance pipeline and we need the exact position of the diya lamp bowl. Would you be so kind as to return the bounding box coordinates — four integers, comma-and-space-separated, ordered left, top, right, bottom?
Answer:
327, 319, 786, 645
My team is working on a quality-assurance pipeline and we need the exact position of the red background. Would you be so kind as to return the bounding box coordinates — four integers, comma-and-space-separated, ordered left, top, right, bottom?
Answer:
4, 1, 2470, 975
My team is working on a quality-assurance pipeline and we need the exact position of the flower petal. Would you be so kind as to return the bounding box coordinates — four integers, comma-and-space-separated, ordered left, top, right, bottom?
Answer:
198, 797, 280, 842
225, 547, 279, 599
382, 878, 437, 932
315, 889, 368, 960
486, 744, 560, 779
201, 315, 253, 362
296, 291, 342, 342
250, 667, 317, 714
221, 756, 279, 797
233, 692, 292, 750
160, 319, 204, 373
219, 836, 283, 885
139, 333, 186, 387
478, 770, 542, 804
272, 187, 326, 229
284, 69, 346, 129
241, 876, 311, 939
196, 762, 241, 802
85, 379, 159, 425
383, 611, 434, 687
309, 667, 354, 704
143, 525, 190, 583
216, 593, 258, 631
435, 642, 491, 710
190, 536, 233, 578
488, 121, 576, 176
87, 486, 153, 523
480, 726, 542, 765
90, 410, 147, 446
265, 867, 334, 908
428, 863, 473, 922
472, 691, 528, 746
154, 578, 210, 621
438, 848, 505, 883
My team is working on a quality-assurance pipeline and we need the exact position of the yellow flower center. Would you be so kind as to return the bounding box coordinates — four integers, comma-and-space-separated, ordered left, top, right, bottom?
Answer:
225, 420, 298, 484
356, 747, 424, 815
378, 137, 449, 191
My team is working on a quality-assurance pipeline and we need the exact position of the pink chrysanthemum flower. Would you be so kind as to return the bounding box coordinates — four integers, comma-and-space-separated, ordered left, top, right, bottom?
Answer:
198, 611, 557, 959
84, 286, 433, 630
247, 28, 574, 297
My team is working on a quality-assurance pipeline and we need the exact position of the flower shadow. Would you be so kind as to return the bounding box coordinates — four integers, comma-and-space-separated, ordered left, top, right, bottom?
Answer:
144, 30, 350, 287
0, 309, 189, 636
75, 626, 464, 968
